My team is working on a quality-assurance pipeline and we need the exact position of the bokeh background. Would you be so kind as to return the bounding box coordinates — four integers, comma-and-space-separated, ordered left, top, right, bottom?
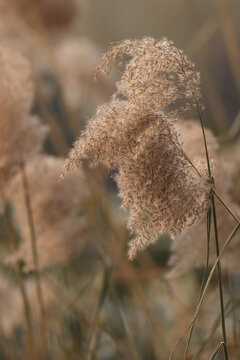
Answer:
0, 0, 240, 359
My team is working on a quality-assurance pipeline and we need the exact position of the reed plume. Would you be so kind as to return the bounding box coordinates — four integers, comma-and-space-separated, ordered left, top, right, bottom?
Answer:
63, 37, 211, 259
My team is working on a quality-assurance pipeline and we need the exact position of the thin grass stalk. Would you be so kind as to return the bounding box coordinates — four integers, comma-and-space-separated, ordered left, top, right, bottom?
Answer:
209, 342, 226, 360
227, 272, 239, 359
83, 168, 160, 357
13, 266, 35, 360
86, 258, 110, 360
194, 98, 229, 360
2, 198, 35, 360
169, 221, 240, 360
20, 162, 47, 359
193, 300, 234, 360
0, 323, 14, 360
43, 273, 134, 360
213, 190, 240, 223
211, 191, 228, 360
174, 127, 240, 224
184, 207, 212, 359
110, 287, 139, 360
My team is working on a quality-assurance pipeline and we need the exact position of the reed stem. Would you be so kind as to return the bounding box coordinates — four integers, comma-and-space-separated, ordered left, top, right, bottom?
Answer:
195, 99, 229, 360
3, 199, 35, 360
169, 221, 240, 360
20, 163, 47, 359
184, 207, 211, 359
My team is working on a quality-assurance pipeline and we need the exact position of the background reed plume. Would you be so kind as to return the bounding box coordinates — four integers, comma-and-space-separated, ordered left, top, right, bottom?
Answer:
7, 155, 90, 271
0, 46, 48, 191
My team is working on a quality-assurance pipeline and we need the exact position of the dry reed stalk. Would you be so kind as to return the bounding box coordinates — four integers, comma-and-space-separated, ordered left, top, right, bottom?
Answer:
169, 221, 240, 359
0, 43, 48, 355
20, 162, 47, 360
2, 197, 35, 360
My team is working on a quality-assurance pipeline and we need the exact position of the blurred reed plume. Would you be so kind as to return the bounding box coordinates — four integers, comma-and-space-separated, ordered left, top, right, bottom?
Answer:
0, 0, 83, 31
21, 0, 81, 29
7, 155, 90, 271
0, 46, 48, 192
63, 37, 211, 259
53, 36, 114, 114
168, 120, 240, 276
0, 0, 87, 77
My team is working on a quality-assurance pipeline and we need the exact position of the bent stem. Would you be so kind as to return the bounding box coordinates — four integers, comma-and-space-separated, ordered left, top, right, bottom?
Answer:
20, 162, 47, 359
209, 342, 226, 360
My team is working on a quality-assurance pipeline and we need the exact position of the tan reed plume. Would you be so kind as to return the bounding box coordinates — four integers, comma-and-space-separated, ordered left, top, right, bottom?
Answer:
63, 37, 211, 259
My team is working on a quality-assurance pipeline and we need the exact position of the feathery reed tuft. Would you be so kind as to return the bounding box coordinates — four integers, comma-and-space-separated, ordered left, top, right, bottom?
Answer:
63, 37, 211, 259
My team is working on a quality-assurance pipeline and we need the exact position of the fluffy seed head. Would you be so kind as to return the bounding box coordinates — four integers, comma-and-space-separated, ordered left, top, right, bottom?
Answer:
63, 37, 211, 258
96, 37, 201, 112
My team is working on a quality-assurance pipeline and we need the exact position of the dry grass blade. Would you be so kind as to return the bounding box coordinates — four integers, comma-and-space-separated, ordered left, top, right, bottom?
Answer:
20, 162, 47, 359
86, 258, 111, 360
209, 342, 225, 360
169, 221, 240, 360
193, 299, 240, 359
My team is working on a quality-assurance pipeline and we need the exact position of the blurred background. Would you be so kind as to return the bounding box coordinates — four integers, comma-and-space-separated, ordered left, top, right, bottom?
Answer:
0, 0, 240, 359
